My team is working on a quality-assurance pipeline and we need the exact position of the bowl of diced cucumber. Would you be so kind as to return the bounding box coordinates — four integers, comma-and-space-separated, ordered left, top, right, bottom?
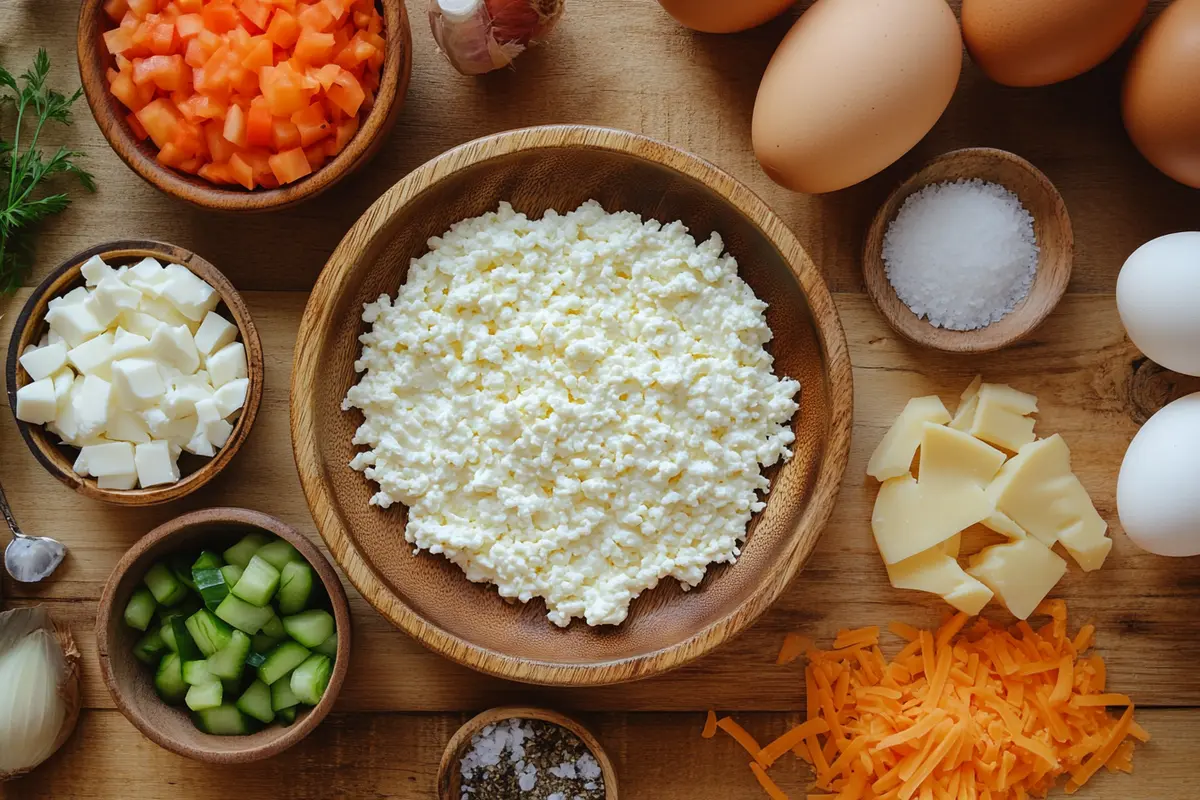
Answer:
96, 507, 350, 763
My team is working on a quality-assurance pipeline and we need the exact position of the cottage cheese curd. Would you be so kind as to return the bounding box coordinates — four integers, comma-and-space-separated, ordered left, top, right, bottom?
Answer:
344, 201, 800, 626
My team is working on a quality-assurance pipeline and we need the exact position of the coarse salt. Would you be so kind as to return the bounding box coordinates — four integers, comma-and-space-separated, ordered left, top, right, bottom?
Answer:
882, 179, 1039, 331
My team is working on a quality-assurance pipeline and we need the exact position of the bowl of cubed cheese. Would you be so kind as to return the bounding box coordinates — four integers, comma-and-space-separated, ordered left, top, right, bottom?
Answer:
5, 239, 263, 505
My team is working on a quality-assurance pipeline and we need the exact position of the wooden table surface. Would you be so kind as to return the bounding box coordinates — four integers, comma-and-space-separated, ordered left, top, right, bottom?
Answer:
2, 1, 1199, 797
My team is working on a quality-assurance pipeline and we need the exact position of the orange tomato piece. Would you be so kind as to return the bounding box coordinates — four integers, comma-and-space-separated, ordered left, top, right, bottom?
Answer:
103, 27, 134, 55
259, 63, 310, 116
240, 36, 274, 70
136, 98, 183, 149
127, 0, 156, 18
294, 27, 335, 63
235, 0, 271, 30
246, 104, 274, 147
105, 0, 130, 22
110, 71, 152, 111
308, 63, 341, 91
199, 161, 237, 184
326, 70, 363, 117
178, 0, 203, 11
271, 119, 301, 151
228, 152, 256, 189
267, 146, 311, 184
222, 102, 249, 147
291, 101, 331, 146
201, 1, 241, 33
296, 2, 336, 32
333, 32, 374, 70
175, 13, 205, 38
127, 111, 149, 140
265, 9, 300, 48
204, 120, 238, 162
134, 55, 188, 92
149, 22, 178, 55
330, 114, 358, 154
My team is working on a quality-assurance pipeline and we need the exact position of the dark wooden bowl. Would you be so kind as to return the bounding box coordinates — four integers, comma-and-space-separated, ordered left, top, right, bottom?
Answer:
437, 707, 619, 800
76, 0, 412, 212
5, 240, 264, 506
291, 125, 854, 686
863, 147, 1074, 354
96, 508, 352, 764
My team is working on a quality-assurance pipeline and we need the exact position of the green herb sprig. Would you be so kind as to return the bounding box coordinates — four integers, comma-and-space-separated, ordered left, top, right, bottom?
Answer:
0, 49, 96, 293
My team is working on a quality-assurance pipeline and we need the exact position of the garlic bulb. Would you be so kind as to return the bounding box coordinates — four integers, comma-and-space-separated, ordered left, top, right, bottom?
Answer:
0, 607, 81, 781
429, 0, 565, 75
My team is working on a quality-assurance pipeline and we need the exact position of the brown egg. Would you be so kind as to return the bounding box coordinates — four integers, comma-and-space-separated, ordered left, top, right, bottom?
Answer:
655, 0, 797, 34
1124, 0, 1200, 188
962, 0, 1148, 87
752, 0, 962, 194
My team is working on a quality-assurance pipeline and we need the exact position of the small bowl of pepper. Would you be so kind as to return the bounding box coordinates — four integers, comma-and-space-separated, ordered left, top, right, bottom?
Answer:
437, 706, 619, 800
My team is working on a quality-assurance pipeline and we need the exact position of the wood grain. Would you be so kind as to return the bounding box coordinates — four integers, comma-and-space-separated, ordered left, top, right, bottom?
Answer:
74, 0, 414, 212
5, 241, 265, 506
291, 125, 854, 686
863, 147, 1073, 353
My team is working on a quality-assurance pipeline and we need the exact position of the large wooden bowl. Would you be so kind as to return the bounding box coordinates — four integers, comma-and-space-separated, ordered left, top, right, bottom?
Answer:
5, 240, 264, 506
291, 125, 853, 686
76, 0, 412, 212
96, 508, 352, 763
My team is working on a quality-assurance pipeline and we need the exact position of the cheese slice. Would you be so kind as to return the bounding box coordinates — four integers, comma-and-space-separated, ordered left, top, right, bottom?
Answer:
867, 396, 951, 481
968, 537, 1067, 620
949, 375, 982, 432
918, 423, 1007, 489
982, 509, 1027, 540
887, 546, 994, 615
969, 383, 1039, 452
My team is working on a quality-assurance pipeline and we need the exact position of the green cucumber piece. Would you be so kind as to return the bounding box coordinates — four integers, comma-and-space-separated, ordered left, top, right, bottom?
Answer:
215, 594, 274, 634
192, 704, 250, 735
185, 609, 234, 657
313, 632, 338, 659
160, 618, 179, 652
277, 561, 314, 615
183, 659, 214, 686
236, 679, 275, 724
133, 628, 168, 665
143, 562, 189, 606
254, 539, 301, 571
290, 654, 332, 705
252, 632, 285, 654
221, 675, 245, 697
246, 650, 268, 669
231, 555, 280, 607
257, 641, 311, 686
207, 630, 252, 681
185, 680, 223, 711
277, 706, 297, 726
271, 674, 300, 711
192, 550, 224, 571
169, 616, 203, 661
282, 610, 335, 649
124, 587, 157, 631
154, 652, 188, 704
219, 564, 244, 588
193, 567, 230, 611
261, 612, 285, 639
169, 552, 198, 591
222, 533, 269, 569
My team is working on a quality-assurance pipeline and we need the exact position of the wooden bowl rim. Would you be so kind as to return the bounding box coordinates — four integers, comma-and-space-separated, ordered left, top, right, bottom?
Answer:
290, 124, 854, 686
75, 0, 412, 212
436, 706, 619, 800
4, 239, 265, 506
94, 507, 352, 764
862, 147, 1074, 354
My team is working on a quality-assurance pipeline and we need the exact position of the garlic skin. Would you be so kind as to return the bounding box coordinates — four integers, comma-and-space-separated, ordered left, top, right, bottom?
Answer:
429, 0, 565, 75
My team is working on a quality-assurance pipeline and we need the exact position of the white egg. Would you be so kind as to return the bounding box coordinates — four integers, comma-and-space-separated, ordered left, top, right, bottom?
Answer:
1117, 392, 1200, 557
1116, 232, 1200, 377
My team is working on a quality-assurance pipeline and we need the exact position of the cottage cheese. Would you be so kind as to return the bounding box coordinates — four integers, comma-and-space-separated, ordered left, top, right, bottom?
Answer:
344, 201, 801, 626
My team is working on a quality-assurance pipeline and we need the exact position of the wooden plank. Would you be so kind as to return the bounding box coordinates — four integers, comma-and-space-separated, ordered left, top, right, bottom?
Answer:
5, 293, 1198, 710
0, 1, 1187, 298
3, 708, 1191, 800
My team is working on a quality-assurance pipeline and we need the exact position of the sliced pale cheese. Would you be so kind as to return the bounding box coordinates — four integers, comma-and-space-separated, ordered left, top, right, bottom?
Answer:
940, 533, 962, 558
887, 546, 993, 615
872, 475, 992, 565
949, 375, 982, 432
969, 383, 1038, 452
967, 537, 1067, 620
918, 422, 1007, 489
867, 396, 951, 481
982, 509, 1027, 540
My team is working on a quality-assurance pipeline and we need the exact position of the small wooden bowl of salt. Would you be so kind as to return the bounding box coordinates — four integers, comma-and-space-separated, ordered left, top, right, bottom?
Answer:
862, 147, 1073, 354
437, 706, 618, 800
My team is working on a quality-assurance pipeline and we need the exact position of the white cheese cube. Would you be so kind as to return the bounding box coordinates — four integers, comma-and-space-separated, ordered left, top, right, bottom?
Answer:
74, 375, 113, 440
47, 328, 64, 346
55, 377, 86, 443
45, 302, 104, 348
72, 448, 90, 476
87, 276, 143, 325
194, 398, 221, 424
15, 378, 58, 424
122, 257, 169, 297
118, 310, 162, 339
79, 441, 135, 477
106, 409, 151, 444
212, 378, 248, 418
164, 415, 198, 452
19, 341, 68, 381
164, 374, 213, 418
140, 407, 173, 438
207, 342, 247, 388
185, 421, 216, 457
149, 324, 200, 374
52, 369, 75, 409
48, 286, 89, 309
112, 358, 165, 411
112, 328, 150, 360
98, 472, 138, 490
206, 417, 233, 449
67, 331, 115, 379
140, 296, 195, 331
161, 264, 219, 322
193, 312, 238, 357
135, 440, 180, 487
80, 255, 116, 286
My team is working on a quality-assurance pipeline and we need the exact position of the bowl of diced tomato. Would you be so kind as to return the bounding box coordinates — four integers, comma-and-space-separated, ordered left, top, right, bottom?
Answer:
78, 0, 411, 211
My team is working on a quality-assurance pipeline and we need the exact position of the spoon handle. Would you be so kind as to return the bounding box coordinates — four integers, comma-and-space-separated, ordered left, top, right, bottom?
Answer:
0, 479, 22, 538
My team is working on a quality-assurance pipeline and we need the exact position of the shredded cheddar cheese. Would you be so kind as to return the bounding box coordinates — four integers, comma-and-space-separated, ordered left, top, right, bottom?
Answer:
706, 604, 1146, 799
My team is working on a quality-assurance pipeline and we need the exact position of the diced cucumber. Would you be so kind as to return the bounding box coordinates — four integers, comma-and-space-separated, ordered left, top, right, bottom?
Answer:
219, 564, 244, 587
169, 552, 198, 591
185, 680, 223, 711
255, 539, 301, 571
257, 641, 311, 686
252, 632, 285, 654
282, 610, 335, 649
246, 651, 267, 669
134, 628, 168, 665
183, 659, 215, 686
161, 618, 179, 652
207, 630, 252, 680
192, 704, 251, 735
215, 594, 274, 634
155, 652, 188, 704
271, 674, 300, 711
222, 533, 269, 569
221, 675, 245, 697
143, 562, 189, 606
277, 561, 314, 615
313, 633, 338, 659
231, 555, 280, 607
277, 706, 297, 726
193, 567, 230, 610
290, 654, 332, 705
192, 550, 224, 571
185, 609, 234, 657
169, 616, 204, 661
236, 680, 275, 724
261, 612, 285, 639
124, 587, 157, 631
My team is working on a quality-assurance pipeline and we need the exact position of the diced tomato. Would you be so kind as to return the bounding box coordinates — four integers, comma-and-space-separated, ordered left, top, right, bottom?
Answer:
228, 151, 256, 189
149, 22, 178, 55
198, 161, 236, 184
270, 118, 301, 150
267, 146, 311, 184
173, 118, 208, 158
201, 1, 241, 32
222, 102, 248, 147
260, 63, 310, 116
296, 2, 336, 32
330, 114, 358, 154
245, 103, 273, 147
127, 111, 149, 140
176, 13, 205, 38
110, 72, 151, 111
291, 101, 330, 146
304, 142, 328, 171
127, 0, 157, 18
321, 0, 350, 23
293, 27, 334, 64
136, 98, 183, 149
105, 0, 131, 22
204, 120, 238, 162
178, 0, 203, 11
235, 0, 271, 30
240, 36, 274, 70
326, 70, 363, 117
265, 9, 300, 48
178, 93, 227, 121
104, 27, 135, 56
133, 54, 187, 92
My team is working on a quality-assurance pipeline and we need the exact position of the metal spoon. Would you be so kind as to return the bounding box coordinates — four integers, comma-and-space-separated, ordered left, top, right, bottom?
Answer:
1, 478, 66, 583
